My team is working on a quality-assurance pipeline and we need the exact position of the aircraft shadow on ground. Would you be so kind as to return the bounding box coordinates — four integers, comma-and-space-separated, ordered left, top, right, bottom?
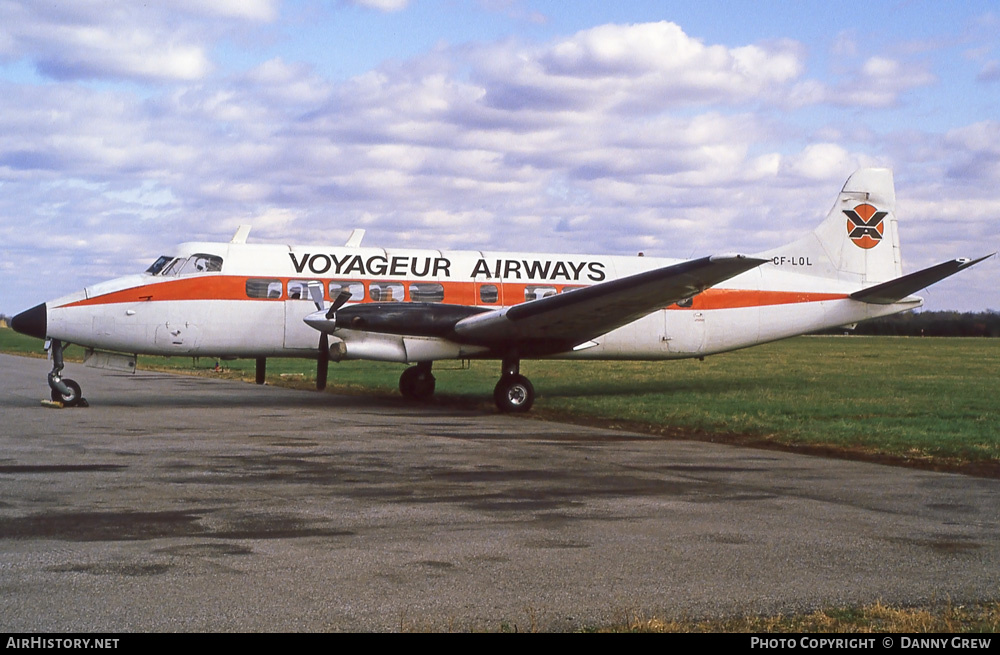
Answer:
7, 359, 751, 413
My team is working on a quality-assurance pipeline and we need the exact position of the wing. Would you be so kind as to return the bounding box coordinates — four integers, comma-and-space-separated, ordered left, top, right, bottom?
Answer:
453, 254, 766, 352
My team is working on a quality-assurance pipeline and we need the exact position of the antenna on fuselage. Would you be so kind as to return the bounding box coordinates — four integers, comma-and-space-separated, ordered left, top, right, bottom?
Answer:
345, 229, 365, 247
230, 225, 252, 244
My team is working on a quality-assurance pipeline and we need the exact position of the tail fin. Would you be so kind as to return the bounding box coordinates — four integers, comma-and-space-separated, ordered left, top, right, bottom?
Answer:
758, 168, 903, 285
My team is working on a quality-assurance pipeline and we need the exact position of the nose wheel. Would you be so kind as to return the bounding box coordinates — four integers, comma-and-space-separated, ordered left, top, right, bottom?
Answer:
46, 339, 87, 407
50, 378, 84, 407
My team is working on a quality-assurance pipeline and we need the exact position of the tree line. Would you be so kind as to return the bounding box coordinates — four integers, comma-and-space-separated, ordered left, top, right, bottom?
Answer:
819, 310, 1000, 337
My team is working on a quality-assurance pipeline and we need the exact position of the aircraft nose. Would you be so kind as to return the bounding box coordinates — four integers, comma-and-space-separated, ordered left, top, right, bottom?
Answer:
10, 303, 47, 340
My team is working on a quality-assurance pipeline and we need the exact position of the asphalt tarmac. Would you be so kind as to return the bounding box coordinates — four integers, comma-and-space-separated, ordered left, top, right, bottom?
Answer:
1, 353, 998, 632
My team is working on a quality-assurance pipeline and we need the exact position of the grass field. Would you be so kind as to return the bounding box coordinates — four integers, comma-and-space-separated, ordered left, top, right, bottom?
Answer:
2, 328, 997, 474
596, 601, 1000, 633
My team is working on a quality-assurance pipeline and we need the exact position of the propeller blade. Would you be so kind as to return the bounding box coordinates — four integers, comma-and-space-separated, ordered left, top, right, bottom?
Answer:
307, 281, 326, 312
327, 289, 353, 319
317, 333, 330, 390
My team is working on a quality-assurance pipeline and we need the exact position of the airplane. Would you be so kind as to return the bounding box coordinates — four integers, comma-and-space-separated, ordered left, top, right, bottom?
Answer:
10, 168, 991, 412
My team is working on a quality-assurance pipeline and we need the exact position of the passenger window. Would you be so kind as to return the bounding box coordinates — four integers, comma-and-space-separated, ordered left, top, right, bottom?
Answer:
246, 278, 283, 299
479, 284, 499, 304
409, 283, 444, 302
370, 282, 404, 302
525, 285, 557, 302
328, 281, 364, 302
674, 296, 695, 308
562, 285, 585, 293
287, 279, 321, 301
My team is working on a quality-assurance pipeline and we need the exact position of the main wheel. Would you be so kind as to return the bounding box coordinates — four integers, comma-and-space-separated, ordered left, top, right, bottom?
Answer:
493, 374, 534, 413
51, 379, 83, 407
399, 365, 435, 400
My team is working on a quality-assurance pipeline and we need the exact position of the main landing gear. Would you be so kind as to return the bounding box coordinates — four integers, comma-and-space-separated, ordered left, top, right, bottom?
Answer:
493, 357, 534, 413
47, 339, 86, 407
399, 361, 436, 400
397, 358, 536, 413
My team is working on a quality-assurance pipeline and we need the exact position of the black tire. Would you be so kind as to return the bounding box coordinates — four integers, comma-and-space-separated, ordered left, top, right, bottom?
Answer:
399, 366, 435, 400
51, 379, 82, 407
493, 374, 534, 413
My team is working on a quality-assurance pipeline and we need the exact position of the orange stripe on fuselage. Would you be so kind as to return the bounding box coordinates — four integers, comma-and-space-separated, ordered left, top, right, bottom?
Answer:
676, 288, 848, 310
63, 277, 251, 307
59, 275, 848, 310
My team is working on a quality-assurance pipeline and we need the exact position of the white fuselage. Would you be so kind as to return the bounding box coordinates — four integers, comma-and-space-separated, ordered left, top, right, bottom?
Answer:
42, 240, 918, 364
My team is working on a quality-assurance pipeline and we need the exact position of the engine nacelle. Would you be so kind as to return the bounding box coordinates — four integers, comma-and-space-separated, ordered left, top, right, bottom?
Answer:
330, 330, 489, 363
307, 302, 489, 338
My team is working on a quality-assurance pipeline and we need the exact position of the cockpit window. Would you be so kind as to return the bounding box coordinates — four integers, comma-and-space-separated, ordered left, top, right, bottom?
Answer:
148, 252, 223, 276
180, 253, 223, 274
146, 256, 174, 275
160, 257, 187, 276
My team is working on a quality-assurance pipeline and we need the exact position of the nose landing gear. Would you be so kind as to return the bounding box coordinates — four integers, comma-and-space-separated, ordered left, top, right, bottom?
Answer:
47, 339, 87, 407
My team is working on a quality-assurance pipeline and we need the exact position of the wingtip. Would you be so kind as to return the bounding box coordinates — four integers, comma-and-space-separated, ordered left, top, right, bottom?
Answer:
709, 253, 767, 264
957, 253, 995, 268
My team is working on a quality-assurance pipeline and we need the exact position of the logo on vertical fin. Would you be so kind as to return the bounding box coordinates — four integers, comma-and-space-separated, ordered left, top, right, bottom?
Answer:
844, 204, 887, 249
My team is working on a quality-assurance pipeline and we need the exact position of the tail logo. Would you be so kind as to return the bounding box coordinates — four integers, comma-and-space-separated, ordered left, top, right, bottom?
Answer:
844, 204, 888, 249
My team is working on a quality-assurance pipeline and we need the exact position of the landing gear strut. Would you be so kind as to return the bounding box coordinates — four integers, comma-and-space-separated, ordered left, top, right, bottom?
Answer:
493, 357, 534, 413
399, 362, 435, 400
47, 339, 86, 407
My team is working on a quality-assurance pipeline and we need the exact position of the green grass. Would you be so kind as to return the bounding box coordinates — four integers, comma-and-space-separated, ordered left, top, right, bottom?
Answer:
586, 600, 1000, 633
528, 338, 999, 468
3, 328, 997, 472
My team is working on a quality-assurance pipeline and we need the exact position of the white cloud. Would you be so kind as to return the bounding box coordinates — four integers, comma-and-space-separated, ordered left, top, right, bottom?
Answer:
347, 0, 411, 12
472, 22, 808, 113
828, 55, 937, 108
0, 0, 278, 82
782, 144, 855, 180
0, 13, 995, 312
169, 0, 279, 21
977, 60, 1000, 82
244, 58, 335, 105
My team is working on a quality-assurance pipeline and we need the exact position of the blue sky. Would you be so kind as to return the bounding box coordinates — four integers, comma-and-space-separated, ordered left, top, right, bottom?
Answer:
0, 0, 997, 314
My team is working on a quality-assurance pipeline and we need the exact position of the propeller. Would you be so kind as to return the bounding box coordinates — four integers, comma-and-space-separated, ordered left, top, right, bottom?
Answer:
327, 288, 353, 318
307, 283, 352, 391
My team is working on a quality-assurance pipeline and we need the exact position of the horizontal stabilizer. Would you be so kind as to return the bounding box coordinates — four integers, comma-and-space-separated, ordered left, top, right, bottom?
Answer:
850, 254, 993, 305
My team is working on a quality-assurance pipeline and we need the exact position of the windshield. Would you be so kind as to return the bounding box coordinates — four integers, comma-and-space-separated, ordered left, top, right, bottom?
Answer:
148, 253, 224, 276
161, 257, 187, 276
179, 253, 223, 274
145, 256, 175, 275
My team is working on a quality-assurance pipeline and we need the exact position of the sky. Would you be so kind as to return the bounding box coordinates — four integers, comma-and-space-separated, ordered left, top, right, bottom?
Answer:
1, 0, 997, 315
